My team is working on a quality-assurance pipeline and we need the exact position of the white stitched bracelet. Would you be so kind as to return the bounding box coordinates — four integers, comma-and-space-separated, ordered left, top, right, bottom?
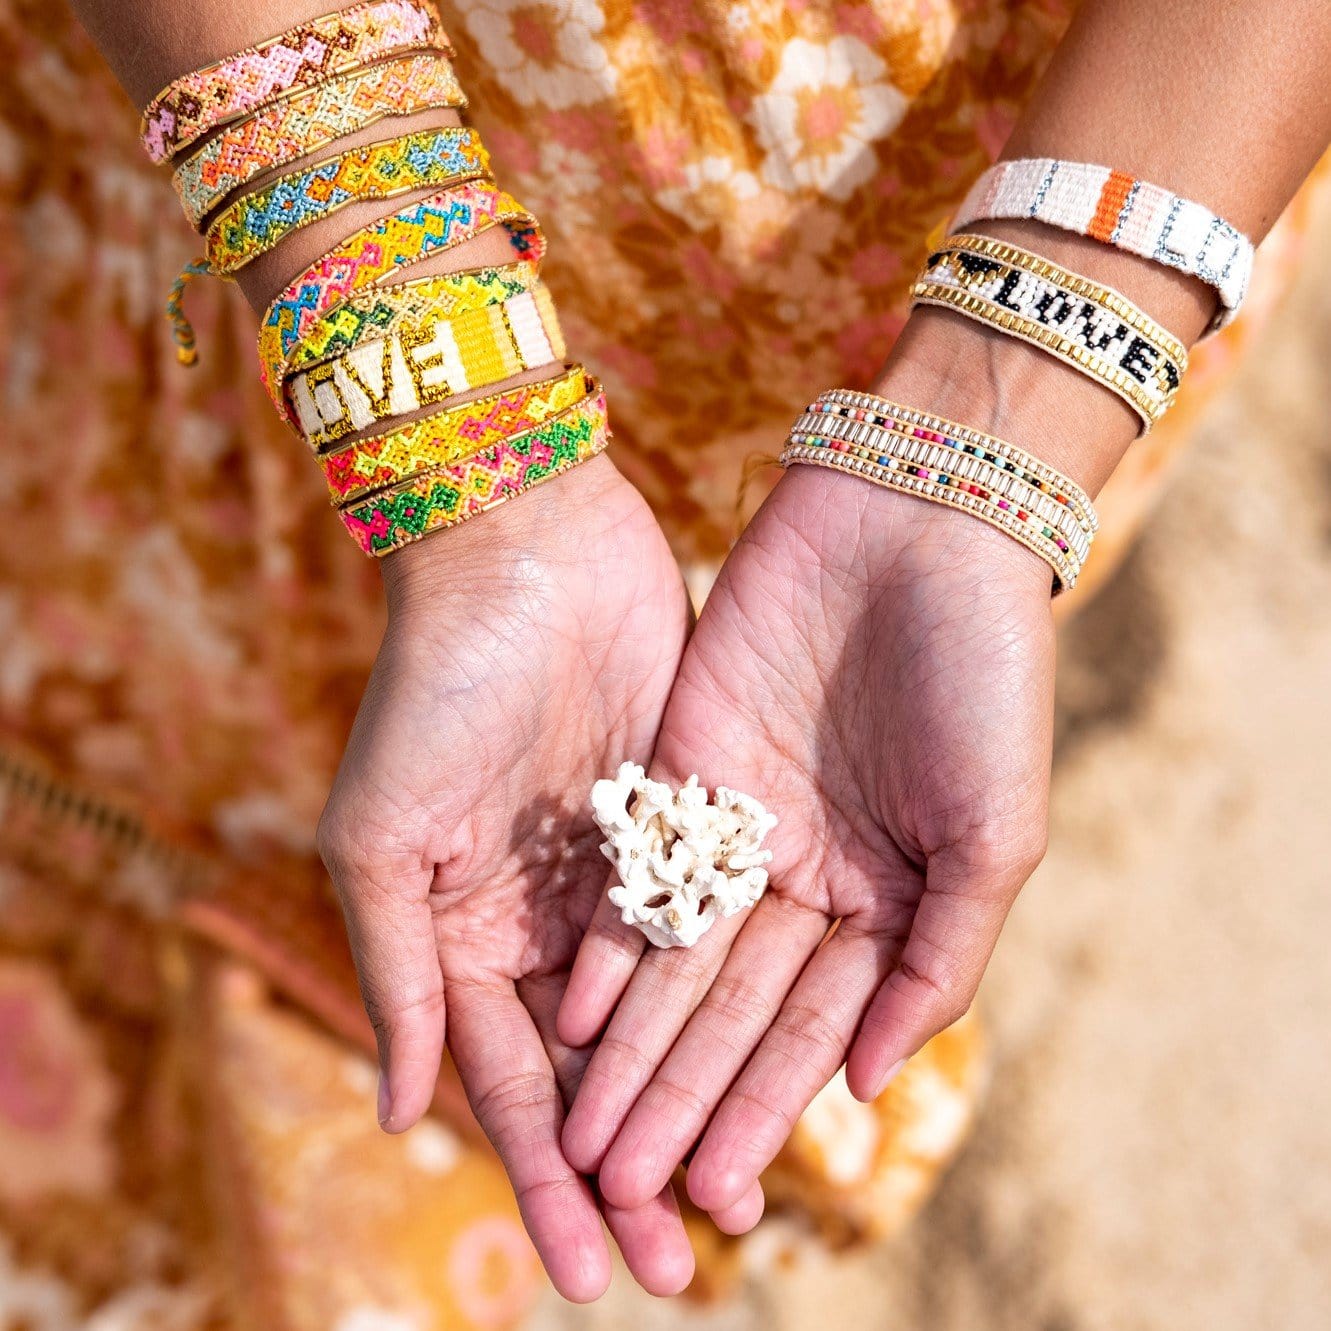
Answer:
788, 408, 1093, 563
953, 157, 1253, 332
782, 391, 1098, 593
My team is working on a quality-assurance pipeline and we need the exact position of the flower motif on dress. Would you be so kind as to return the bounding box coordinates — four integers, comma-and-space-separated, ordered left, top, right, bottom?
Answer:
530, 141, 603, 227
0, 960, 117, 1204
750, 36, 906, 200
653, 154, 761, 229
462, 0, 616, 109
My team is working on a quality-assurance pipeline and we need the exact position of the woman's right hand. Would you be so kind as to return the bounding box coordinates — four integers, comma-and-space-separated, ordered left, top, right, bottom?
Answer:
315, 455, 760, 1299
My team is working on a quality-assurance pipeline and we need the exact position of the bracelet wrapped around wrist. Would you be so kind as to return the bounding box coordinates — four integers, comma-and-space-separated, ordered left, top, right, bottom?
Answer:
782, 390, 1097, 593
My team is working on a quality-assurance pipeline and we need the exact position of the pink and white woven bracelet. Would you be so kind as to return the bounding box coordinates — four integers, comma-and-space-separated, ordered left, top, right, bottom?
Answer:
953, 158, 1253, 332
140, 0, 448, 164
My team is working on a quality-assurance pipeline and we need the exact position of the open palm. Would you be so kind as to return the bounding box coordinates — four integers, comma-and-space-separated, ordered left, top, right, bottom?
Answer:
559, 461, 1057, 1217
316, 456, 758, 1300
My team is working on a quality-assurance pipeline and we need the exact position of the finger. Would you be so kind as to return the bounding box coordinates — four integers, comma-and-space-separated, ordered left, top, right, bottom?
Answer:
710, 1180, 765, 1236
447, 980, 611, 1303
596, 898, 829, 1210
686, 922, 899, 1213
600, 1186, 696, 1297
845, 844, 1022, 1100
561, 907, 752, 1176
321, 839, 445, 1134
523, 973, 696, 1298
556, 878, 646, 1047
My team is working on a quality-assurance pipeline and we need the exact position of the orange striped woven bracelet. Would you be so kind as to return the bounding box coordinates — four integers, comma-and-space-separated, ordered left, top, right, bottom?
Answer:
172, 54, 467, 229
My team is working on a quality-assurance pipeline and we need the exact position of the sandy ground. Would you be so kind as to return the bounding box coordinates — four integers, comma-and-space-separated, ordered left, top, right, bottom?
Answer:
532, 213, 1331, 1329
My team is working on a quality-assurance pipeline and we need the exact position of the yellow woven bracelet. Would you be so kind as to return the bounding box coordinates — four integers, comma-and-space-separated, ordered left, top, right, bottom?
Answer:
287, 284, 565, 448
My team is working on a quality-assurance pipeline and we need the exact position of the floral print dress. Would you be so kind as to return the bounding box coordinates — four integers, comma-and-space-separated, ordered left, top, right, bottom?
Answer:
0, 1, 1323, 1327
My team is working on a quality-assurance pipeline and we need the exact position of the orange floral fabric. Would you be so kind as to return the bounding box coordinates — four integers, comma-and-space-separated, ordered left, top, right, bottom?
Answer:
0, 0, 1323, 1324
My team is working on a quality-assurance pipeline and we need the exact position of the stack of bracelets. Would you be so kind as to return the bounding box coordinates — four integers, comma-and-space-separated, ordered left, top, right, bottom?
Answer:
142, 0, 609, 557
782, 157, 1255, 593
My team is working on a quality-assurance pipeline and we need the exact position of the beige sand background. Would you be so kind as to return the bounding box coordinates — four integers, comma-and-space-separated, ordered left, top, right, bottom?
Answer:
532, 205, 1331, 1330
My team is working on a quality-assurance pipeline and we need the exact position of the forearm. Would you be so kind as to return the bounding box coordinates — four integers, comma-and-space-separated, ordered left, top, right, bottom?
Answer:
69, 0, 516, 314
69, 0, 574, 587
878, 0, 1331, 495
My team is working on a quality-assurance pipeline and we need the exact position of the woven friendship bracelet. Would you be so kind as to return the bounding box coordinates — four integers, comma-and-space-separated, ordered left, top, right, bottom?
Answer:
280, 261, 538, 382
289, 285, 565, 447
339, 385, 611, 555
173, 54, 467, 228
204, 127, 491, 275
141, 0, 447, 163
257, 182, 542, 391
912, 233, 1188, 428
782, 392, 1096, 592
320, 364, 590, 501
954, 158, 1253, 330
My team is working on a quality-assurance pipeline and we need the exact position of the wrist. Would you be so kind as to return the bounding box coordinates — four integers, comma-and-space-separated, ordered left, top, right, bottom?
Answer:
379, 452, 624, 615
872, 304, 1140, 496
772, 454, 1061, 603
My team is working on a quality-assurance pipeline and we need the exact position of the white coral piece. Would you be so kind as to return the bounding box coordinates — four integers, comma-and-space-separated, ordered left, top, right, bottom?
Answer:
590, 762, 778, 949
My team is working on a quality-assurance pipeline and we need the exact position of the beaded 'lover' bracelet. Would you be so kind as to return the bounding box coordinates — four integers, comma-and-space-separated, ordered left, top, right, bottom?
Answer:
912, 233, 1187, 429
954, 158, 1253, 330
782, 390, 1097, 592
288, 285, 565, 448
173, 54, 467, 229
140, 0, 448, 163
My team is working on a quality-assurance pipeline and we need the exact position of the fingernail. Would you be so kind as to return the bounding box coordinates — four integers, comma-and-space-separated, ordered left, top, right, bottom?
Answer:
872, 1058, 907, 1099
377, 1070, 393, 1128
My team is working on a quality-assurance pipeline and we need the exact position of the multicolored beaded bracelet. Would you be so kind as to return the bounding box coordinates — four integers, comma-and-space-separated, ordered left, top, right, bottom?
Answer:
173, 54, 467, 229
783, 393, 1096, 592
140, 0, 448, 163
204, 127, 491, 275
784, 441, 1080, 590
912, 233, 1188, 429
280, 260, 538, 380
320, 364, 591, 501
953, 158, 1253, 331
787, 405, 1092, 565
339, 383, 611, 555
803, 389, 1097, 534
288, 284, 564, 448
256, 182, 542, 391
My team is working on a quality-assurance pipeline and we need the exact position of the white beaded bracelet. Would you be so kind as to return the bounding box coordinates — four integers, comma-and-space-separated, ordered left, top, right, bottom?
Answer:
953, 158, 1253, 332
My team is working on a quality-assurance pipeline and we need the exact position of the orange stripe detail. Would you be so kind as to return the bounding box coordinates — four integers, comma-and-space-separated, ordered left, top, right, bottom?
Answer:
1088, 171, 1135, 242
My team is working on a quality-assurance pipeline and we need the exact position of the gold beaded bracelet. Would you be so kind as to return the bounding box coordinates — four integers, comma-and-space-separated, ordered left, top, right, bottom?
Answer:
783, 390, 1097, 592
911, 233, 1188, 429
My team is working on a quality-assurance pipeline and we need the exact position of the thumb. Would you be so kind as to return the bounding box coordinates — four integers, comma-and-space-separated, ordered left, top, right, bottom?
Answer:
317, 813, 445, 1133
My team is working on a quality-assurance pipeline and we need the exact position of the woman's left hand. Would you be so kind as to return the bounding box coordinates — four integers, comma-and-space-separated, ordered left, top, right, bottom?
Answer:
557, 447, 1057, 1216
